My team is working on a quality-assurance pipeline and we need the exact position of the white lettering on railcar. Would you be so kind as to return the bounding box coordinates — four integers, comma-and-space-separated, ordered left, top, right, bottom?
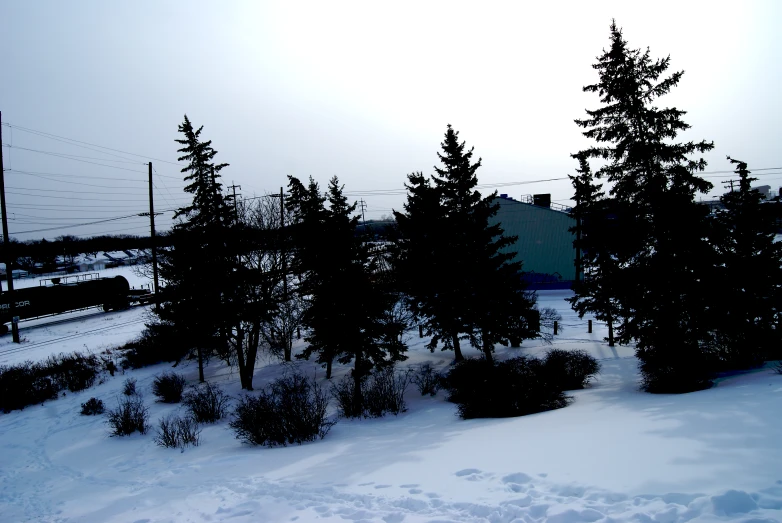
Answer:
0, 301, 31, 309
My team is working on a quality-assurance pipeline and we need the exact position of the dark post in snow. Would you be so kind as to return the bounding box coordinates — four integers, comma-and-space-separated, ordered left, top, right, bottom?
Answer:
148, 162, 159, 311
588, 319, 592, 333
553, 320, 558, 336
0, 111, 20, 343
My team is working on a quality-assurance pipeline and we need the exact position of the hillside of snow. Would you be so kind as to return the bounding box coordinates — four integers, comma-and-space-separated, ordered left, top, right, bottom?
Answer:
1, 271, 781, 523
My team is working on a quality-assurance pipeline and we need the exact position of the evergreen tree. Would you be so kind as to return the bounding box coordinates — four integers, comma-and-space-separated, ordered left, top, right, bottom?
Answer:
566, 155, 622, 346
393, 172, 465, 359
396, 126, 538, 363
711, 158, 782, 367
155, 115, 234, 382
288, 176, 406, 416
575, 22, 716, 392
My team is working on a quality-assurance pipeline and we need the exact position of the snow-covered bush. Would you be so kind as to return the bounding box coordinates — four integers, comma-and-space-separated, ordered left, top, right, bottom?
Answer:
183, 382, 229, 423
411, 362, 442, 396
122, 378, 137, 396
0, 361, 58, 413
154, 414, 200, 449
80, 397, 105, 415
443, 356, 571, 419
542, 349, 600, 390
152, 372, 186, 403
230, 373, 334, 447
106, 395, 149, 436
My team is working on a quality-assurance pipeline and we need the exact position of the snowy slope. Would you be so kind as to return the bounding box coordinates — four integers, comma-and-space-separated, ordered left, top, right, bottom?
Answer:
1, 287, 781, 523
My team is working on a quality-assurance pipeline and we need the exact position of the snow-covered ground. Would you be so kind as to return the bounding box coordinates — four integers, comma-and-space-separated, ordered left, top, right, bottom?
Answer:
1, 273, 781, 523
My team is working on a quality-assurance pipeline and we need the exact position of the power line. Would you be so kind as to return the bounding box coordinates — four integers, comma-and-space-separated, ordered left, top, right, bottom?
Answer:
7, 168, 149, 183
1, 121, 185, 167
6, 185, 150, 196
1, 143, 148, 173
5, 189, 188, 203
10, 212, 151, 235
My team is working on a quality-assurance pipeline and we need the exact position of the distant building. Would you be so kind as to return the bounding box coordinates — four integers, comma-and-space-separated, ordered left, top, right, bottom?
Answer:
489, 194, 577, 289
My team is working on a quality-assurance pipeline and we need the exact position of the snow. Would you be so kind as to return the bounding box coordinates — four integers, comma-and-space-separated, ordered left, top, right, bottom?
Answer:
1, 279, 782, 522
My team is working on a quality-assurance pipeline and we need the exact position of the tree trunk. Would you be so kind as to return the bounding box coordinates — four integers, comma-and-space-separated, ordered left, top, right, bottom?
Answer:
326, 356, 333, 379
352, 352, 363, 418
482, 329, 494, 364
235, 325, 249, 390
608, 318, 615, 347
242, 320, 261, 391
197, 346, 205, 383
284, 337, 292, 362
451, 332, 464, 362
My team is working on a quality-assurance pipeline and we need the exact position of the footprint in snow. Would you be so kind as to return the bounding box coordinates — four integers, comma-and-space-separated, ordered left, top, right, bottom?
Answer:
408, 488, 423, 494
399, 484, 419, 488
358, 482, 374, 486
455, 468, 482, 477
502, 472, 533, 485
374, 484, 392, 489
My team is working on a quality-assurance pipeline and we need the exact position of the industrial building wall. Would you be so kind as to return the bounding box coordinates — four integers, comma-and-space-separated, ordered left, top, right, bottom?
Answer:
490, 197, 577, 282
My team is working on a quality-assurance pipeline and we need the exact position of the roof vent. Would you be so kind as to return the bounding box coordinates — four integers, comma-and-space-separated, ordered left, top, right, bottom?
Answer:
533, 194, 551, 208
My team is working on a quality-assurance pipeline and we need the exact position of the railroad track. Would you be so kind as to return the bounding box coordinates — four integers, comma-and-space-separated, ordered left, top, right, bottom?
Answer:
0, 312, 148, 358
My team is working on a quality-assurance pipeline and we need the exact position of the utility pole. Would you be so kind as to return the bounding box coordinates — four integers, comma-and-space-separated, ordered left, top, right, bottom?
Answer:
279, 186, 287, 299
148, 162, 159, 311
227, 181, 241, 221
358, 198, 367, 227
0, 112, 20, 342
722, 179, 738, 192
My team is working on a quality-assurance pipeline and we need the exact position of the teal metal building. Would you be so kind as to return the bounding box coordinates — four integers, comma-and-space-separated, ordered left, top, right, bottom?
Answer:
489, 194, 577, 287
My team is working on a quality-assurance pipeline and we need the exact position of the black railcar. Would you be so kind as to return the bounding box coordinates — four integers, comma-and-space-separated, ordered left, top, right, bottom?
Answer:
0, 275, 131, 334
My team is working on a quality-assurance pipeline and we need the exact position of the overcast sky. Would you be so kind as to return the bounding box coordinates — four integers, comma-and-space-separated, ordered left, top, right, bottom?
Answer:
1, 0, 780, 241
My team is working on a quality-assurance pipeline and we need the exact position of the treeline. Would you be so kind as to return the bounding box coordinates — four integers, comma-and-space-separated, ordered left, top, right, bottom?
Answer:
0, 233, 173, 272
134, 114, 554, 420
133, 20, 780, 408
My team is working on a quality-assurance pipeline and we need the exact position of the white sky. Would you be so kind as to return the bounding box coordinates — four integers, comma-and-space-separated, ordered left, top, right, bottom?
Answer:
1, 0, 780, 240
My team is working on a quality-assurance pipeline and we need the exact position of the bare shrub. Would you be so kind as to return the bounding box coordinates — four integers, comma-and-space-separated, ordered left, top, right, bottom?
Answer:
332, 367, 411, 418
152, 372, 186, 403
542, 349, 601, 390
411, 363, 442, 396
183, 382, 229, 423
364, 367, 411, 417
230, 373, 334, 447
154, 414, 201, 449
0, 361, 57, 413
80, 397, 105, 415
46, 352, 102, 392
122, 378, 137, 396
106, 395, 149, 436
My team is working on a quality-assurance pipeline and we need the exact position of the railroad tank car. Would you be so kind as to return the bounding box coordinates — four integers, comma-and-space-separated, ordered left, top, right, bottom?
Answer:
0, 275, 131, 334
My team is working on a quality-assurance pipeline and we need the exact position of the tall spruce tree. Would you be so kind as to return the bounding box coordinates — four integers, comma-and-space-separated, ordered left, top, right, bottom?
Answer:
711, 158, 782, 367
288, 176, 406, 416
575, 22, 716, 392
567, 154, 622, 346
393, 171, 465, 359
396, 125, 537, 363
155, 115, 234, 382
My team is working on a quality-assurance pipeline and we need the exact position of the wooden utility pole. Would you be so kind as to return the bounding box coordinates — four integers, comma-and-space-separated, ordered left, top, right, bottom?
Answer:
148, 162, 159, 310
279, 187, 287, 299
0, 112, 20, 343
227, 181, 241, 220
